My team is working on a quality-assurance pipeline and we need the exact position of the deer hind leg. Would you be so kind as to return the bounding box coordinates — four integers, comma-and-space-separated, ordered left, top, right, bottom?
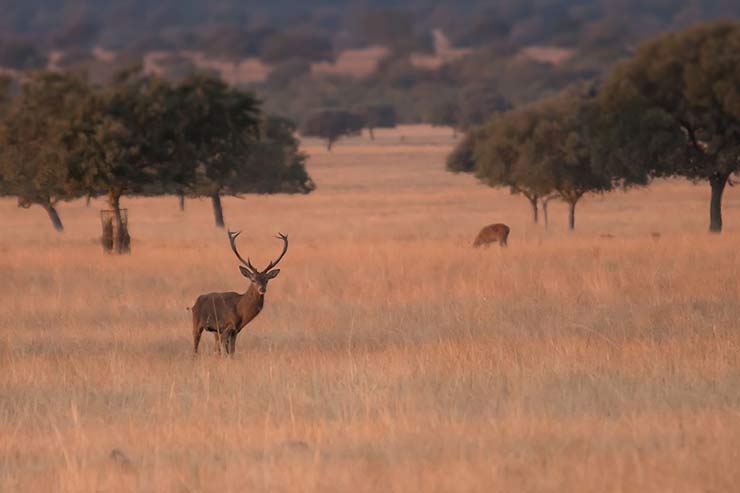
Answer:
213, 332, 222, 355
214, 329, 233, 356
193, 326, 204, 355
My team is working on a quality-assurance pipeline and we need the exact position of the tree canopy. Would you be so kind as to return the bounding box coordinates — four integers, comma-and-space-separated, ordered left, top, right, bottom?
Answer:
428, 100, 460, 137
524, 94, 611, 229
0, 69, 314, 251
0, 36, 47, 70
469, 105, 555, 223
301, 109, 365, 150
0, 72, 90, 231
598, 21, 740, 232
358, 103, 397, 139
452, 91, 612, 229
165, 74, 262, 227
458, 82, 511, 129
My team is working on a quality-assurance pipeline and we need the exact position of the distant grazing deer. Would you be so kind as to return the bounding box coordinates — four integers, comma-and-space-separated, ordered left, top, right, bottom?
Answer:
191, 230, 288, 356
473, 223, 510, 247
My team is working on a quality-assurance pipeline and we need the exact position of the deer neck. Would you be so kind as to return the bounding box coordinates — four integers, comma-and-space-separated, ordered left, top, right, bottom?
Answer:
237, 284, 264, 321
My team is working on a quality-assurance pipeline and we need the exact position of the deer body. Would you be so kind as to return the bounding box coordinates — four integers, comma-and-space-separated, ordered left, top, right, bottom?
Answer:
192, 231, 287, 356
473, 223, 510, 247
192, 287, 264, 355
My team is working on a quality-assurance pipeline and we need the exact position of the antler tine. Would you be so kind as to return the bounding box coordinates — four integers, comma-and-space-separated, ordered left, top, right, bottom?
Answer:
227, 229, 257, 272
245, 257, 258, 272
263, 232, 289, 273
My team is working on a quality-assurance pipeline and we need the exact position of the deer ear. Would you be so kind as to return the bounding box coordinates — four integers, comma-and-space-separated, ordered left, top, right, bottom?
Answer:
264, 269, 280, 279
239, 266, 255, 280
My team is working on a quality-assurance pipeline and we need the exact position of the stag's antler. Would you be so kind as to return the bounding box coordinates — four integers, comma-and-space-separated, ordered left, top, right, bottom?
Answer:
227, 230, 259, 273
263, 233, 288, 273
228, 230, 288, 273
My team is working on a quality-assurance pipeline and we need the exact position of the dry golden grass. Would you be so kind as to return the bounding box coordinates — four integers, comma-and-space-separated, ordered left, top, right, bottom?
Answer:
1, 125, 740, 492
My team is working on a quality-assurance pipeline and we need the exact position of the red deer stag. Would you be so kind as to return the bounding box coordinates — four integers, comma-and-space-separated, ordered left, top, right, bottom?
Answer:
473, 223, 510, 247
191, 231, 288, 356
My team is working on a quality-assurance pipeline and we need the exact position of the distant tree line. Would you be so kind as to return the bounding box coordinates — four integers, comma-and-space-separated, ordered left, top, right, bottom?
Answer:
2, 1, 738, 127
0, 69, 314, 253
448, 22, 740, 233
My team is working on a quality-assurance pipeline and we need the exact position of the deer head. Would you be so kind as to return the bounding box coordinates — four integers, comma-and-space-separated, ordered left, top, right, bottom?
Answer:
228, 230, 288, 295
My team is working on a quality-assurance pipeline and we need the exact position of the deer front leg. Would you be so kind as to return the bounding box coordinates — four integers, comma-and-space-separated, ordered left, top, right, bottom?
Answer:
214, 329, 233, 357
221, 328, 237, 357
227, 332, 237, 355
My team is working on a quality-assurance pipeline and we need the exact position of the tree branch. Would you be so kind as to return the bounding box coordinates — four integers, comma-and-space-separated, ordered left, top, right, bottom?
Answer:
677, 119, 704, 154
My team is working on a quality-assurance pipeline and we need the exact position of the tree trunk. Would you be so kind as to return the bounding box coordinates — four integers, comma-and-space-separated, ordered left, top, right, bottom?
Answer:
709, 173, 729, 233
112, 193, 130, 254
106, 192, 131, 254
85, 195, 91, 207
44, 203, 64, 232
211, 193, 225, 228
326, 138, 334, 151
542, 194, 558, 231
568, 200, 577, 230
527, 195, 539, 224
369, 127, 375, 140
178, 193, 185, 212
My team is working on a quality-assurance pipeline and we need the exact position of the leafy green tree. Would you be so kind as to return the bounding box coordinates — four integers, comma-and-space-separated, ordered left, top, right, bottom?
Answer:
428, 100, 460, 137
199, 26, 262, 62
300, 109, 365, 150
169, 74, 262, 227
358, 103, 397, 140
456, 93, 611, 229
237, 115, 315, 194
0, 72, 90, 231
141, 76, 196, 211
462, 108, 555, 223
598, 21, 740, 232
446, 130, 476, 173
51, 17, 100, 50
266, 59, 312, 88
0, 36, 47, 70
523, 95, 612, 230
0, 75, 11, 112
458, 82, 511, 129
65, 69, 172, 252
260, 30, 334, 64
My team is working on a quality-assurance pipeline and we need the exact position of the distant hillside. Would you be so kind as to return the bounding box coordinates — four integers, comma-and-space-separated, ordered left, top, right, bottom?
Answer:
1, 0, 739, 123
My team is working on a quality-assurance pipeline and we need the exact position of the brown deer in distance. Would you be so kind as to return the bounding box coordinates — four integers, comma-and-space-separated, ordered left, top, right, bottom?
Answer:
473, 223, 510, 247
191, 230, 288, 356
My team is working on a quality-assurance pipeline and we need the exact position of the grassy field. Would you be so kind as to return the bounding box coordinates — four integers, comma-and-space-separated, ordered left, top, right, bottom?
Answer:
1, 125, 740, 492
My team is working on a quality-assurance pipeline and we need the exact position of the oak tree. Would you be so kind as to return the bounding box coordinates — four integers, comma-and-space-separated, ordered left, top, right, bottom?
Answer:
300, 109, 365, 150
598, 22, 740, 232
0, 72, 89, 231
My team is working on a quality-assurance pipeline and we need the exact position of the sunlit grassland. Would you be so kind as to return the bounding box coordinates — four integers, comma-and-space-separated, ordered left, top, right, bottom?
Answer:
1, 126, 739, 492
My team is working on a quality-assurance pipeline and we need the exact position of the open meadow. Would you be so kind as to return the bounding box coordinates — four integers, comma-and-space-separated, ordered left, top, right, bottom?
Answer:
1, 125, 740, 492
